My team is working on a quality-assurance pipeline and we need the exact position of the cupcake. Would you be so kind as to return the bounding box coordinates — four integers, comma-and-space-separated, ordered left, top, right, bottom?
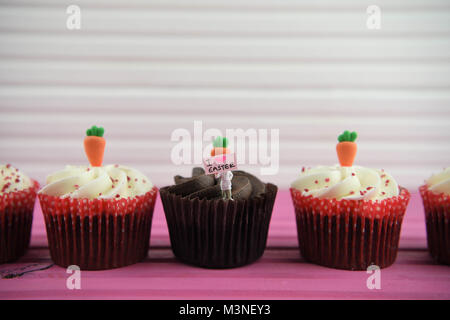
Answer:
419, 167, 450, 265
0, 164, 39, 263
38, 126, 157, 270
290, 131, 410, 270
160, 137, 277, 268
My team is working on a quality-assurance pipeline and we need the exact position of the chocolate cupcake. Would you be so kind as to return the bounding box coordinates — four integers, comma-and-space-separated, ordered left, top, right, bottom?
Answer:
160, 167, 277, 268
420, 167, 450, 265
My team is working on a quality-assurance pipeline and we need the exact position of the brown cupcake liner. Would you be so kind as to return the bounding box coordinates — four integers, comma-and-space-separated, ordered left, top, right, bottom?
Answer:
160, 183, 277, 269
290, 187, 410, 270
419, 185, 450, 265
0, 180, 39, 264
38, 186, 158, 270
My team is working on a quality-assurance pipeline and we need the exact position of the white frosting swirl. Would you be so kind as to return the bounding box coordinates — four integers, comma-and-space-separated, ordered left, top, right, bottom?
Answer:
0, 164, 33, 194
426, 167, 450, 195
291, 165, 399, 200
39, 165, 153, 199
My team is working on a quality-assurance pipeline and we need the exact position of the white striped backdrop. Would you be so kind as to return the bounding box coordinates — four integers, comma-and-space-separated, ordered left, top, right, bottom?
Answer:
0, 0, 449, 189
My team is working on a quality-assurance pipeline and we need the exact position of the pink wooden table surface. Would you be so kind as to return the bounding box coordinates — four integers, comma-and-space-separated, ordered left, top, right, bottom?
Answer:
0, 190, 449, 300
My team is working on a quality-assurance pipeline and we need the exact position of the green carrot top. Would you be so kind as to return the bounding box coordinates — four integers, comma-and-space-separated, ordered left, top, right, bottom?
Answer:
86, 125, 105, 137
213, 136, 229, 148
338, 130, 357, 143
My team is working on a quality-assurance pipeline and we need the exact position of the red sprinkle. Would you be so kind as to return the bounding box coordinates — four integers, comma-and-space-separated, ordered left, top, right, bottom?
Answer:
351, 173, 356, 176
350, 191, 355, 194
127, 176, 131, 182
6, 164, 11, 168
314, 180, 318, 184
304, 188, 309, 192
325, 178, 330, 182
366, 186, 373, 190
1, 182, 11, 192
15, 178, 20, 183
381, 192, 386, 195
115, 194, 120, 198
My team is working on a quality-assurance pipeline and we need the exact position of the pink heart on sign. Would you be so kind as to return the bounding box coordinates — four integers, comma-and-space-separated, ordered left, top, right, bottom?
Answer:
214, 154, 227, 164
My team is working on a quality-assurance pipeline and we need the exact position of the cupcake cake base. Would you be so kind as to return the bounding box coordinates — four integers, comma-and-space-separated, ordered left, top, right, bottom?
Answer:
291, 187, 410, 270
0, 181, 39, 264
160, 182, 277, 269
420, 185, 450, 265
38, 186, 158, 270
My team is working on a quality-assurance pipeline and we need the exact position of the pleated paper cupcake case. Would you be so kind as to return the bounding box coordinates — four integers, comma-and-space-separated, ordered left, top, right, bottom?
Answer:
291, 187, 410, 270
0, 180, 39, 263
160, 183, 277, 269
419, 185, 450, 265
38, 186, 158, 270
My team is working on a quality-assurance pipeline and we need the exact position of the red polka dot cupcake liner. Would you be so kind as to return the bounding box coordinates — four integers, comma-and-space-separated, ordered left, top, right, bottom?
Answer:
290, 187, 410, 270
419, 185, 450, 265
0, 180, 39, 264
38, 186, 158, 270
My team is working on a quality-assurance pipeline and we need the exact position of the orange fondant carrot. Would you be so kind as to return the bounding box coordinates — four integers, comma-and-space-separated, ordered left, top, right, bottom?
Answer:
336, 130, 357, 167
211, 147, 230, 156
211, 136, 230, 156
84, 125, 105, 167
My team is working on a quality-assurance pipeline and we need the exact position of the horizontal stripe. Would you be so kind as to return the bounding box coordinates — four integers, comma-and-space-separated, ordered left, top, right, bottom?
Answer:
1, 8, 449, 36
1, 86, 450, 98
4, 0, 450, 11
1, 61, 449, 88
1, 112, 449, 126
1, 35, 449, 62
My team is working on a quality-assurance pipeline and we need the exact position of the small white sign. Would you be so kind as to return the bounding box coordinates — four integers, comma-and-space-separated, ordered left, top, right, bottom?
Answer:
203, 153, 238, 174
